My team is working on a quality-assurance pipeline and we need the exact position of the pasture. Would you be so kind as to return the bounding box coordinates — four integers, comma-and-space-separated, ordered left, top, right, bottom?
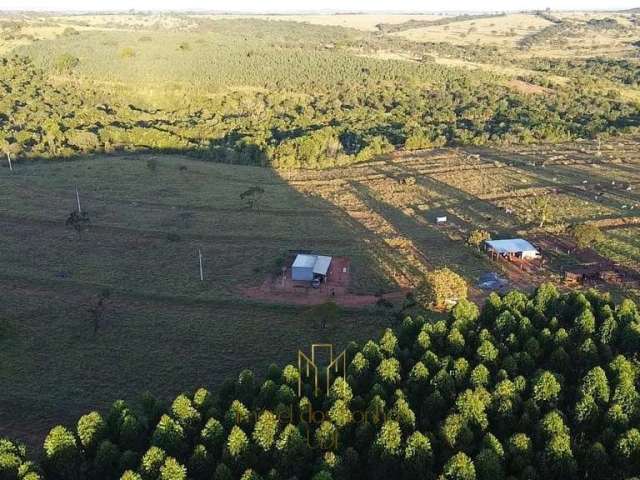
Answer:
0, 154, 400, 447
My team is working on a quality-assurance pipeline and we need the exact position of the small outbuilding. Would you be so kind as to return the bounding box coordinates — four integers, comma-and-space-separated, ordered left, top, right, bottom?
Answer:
485, 239, 540, 260
291, 254, 333, 282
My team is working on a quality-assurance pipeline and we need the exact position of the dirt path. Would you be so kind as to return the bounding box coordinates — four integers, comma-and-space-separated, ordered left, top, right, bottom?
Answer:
242, 286, 408, 308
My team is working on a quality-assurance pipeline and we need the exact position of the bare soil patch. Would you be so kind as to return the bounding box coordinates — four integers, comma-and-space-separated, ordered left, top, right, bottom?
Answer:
243, 256, 406, 307
506, 79, 552, 95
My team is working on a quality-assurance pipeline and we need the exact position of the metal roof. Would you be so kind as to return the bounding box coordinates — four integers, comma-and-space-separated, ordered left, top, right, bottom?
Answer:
292, 254, 333, 276
293, 254, 317, 269
312, 256, 332, 276
485, 239, 538, 254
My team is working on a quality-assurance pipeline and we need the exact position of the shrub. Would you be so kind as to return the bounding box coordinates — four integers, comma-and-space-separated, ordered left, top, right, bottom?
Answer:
416, 267, 468, 309
570, 224, 605, 249
467, 229, 491, 248
53, 53, 79, 73
119, 47, 136, 59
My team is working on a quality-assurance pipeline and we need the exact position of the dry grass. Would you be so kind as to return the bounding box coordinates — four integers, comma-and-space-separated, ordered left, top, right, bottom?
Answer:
0, 20, 66, 54
198, 14, 444, 31
392, 13, 553, 47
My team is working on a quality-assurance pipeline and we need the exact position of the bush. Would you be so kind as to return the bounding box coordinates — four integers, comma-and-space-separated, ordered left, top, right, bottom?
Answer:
119, 47, 136, 59
62, 27, 79, 36
416, 267, 468, 309
53, 53, 79, 73
570, 224, 605, 249
467, 229, 491, 248
43, 426, 80, 479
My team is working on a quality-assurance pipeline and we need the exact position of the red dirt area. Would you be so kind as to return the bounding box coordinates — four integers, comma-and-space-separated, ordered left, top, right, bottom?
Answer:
532, 234, 639, 285
243, 256, 407, 308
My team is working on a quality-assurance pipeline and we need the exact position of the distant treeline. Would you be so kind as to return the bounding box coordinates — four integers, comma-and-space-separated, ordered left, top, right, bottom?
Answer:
518, 21, 573, 49
533, 10, 563, 24
1, 53, 638, 169
522, 57, 640, 87
519, 17, 625, 49
1, 19, 639, 169
375, 13, 506, 34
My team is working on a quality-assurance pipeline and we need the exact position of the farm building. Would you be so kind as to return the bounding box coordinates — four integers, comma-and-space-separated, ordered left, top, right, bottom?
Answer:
564, 265, 626, 285
291, 254, 333, 282
485, 239, 540, 260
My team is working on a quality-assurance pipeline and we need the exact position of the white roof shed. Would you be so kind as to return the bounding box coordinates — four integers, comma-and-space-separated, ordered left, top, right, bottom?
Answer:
291, 254, 333, 281
485, 239, 539, 258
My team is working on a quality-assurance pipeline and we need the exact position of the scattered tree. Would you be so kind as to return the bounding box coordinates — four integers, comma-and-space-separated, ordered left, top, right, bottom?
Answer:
467, 229, 491, 248
532, 194, 555, 228
54, 53, 79, 73
416, 267, 468, 309
240, 186, 265, 209
570, 224, 605, 249
65, 210, 91, 239
87, 289, 111, 335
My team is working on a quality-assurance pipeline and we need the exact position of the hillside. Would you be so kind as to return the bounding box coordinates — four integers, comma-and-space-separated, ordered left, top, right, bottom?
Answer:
1, 11, 640, 480
0, 15, 639, 169
3, 285, 640, 479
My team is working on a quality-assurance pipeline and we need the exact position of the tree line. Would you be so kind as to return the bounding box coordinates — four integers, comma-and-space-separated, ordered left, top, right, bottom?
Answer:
2, 284, 640, 479
1, 49, 638, 170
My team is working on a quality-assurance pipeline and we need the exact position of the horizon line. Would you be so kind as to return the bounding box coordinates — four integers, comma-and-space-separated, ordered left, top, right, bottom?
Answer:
0, 7, 636, 13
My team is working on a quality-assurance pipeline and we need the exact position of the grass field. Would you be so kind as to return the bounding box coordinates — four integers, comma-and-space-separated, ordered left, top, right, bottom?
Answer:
0, 276, 390, 447
3, 137, 640, 448
597, 226, 640, 269
0, 154, 403, 447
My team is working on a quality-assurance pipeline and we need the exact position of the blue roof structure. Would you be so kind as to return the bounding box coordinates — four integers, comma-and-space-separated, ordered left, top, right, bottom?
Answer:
479, 272, 501, 283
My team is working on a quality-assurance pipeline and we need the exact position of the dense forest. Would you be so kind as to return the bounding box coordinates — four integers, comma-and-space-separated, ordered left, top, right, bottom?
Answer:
2, 285, 640, 479
0, 18, 638, 169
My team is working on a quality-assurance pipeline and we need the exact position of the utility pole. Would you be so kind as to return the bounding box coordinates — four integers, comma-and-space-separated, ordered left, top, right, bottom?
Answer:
6, 152, 12, 172
198, 249, 204, 281
75, 185, 82, 213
